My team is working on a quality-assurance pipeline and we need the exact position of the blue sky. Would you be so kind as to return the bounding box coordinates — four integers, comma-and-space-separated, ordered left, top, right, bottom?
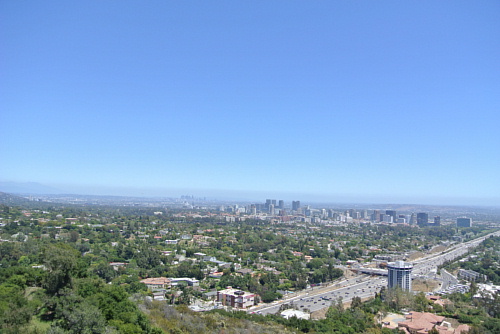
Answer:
1, 1, 499, 205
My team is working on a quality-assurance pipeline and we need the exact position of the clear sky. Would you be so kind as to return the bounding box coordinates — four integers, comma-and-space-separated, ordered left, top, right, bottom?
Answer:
1, 1, 499, 205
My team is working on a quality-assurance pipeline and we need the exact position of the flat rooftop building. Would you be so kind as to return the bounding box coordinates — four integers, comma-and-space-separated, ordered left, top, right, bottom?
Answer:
387, 261, 413, 291
217, 287, 255, 309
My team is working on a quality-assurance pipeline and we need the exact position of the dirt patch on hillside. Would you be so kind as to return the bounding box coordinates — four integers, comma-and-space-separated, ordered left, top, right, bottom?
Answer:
430, 245, 447, 254
407, 252, 424, 261
412, 278, 441, 292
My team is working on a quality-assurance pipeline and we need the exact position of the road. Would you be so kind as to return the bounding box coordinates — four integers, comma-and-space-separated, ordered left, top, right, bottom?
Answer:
440, 269, 459, 290
247, 230, 500, 316
249, 275, 387, 315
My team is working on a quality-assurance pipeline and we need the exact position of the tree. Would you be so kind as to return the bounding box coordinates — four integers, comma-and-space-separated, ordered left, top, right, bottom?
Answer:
42, 243, 80, 294
0, 283, 32, 333
351, 296, 362, 309
92, 261, 117, 282
413, 292, 430, 312
68, 230, 79, 243
58, 300, 107, 334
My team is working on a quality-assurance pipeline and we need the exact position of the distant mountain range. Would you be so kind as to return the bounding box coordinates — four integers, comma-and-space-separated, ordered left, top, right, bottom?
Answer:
0, 181, 62, 195
0, 191, 32, 205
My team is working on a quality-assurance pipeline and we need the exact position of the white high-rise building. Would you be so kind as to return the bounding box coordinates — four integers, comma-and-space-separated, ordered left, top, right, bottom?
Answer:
387, 261, 413, 291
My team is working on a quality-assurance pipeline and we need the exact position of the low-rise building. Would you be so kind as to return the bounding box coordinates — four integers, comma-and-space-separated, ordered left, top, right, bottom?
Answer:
398, 312, 445, 334
457, 269, 487, 282
170, 277, 199, 286
217, 287, 255, 309
473, 283, 500, 300
140, 277, 171, 290
109, 262, 127, 271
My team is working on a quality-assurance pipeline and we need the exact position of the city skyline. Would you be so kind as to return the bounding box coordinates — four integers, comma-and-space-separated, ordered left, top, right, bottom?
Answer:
1, 2, 499, 206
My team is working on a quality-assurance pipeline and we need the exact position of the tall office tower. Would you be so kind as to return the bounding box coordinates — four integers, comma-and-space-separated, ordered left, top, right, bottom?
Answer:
361, 210, 368, 219
269, 204, 275, 215
457, 218, 472, 227
265, 199, 272, 210
417, 213, 429, 226
321, 209, 327, 218
278, 200, 284, 210
410, 213, 417, 225
383, 214, 393, 223
292, 201, 301, 211
405, 215, 412, 224
371, 210, 381, 221
386, 210, 397, 222
387, 261, 413, 291
250, 205, 257, 215
271, 199, 277, 206
434, 216, 441, 226
348, 209, 356, 218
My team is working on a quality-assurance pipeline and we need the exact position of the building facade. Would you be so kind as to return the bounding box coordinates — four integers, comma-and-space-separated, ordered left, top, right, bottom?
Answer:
433, 216, 441, 226
387, 261, 413, 291
217, 288, 255, 309
457, 218, 472, 227
416, 213, 428, 226
140, 277, 171, 290
458, 269, 486, 282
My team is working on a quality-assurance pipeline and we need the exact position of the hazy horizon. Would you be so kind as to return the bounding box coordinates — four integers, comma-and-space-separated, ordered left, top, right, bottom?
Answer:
1, 180, 498, 207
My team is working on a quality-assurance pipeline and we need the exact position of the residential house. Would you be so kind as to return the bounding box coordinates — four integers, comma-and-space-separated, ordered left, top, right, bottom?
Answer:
140, 277, 171, 290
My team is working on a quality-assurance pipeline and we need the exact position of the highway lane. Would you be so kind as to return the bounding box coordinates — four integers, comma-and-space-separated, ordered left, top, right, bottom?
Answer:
247, 230, 500, 316
249, 276, 387, 315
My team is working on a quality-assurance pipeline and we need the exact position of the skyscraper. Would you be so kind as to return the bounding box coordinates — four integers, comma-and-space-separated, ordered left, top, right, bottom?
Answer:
292, 201, 301, 211
383, 214, 393, 223
410, 213, 417, 225
278, 200, 284, 210
417, 213, 428, 226
386, 210, 397, 222
433, 216, 441, 226
457, 218, 472, 227
387, 261, 413, 291
269, 204, 275, 215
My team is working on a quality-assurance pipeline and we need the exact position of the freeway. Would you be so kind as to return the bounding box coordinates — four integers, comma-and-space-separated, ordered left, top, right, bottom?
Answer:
247, 230, 500, 316
412, 230, 500, 278
249, 275, 387, 315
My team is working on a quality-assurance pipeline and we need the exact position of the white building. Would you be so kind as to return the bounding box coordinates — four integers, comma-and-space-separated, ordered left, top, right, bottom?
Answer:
473, 284, 500, 300
387, 261, 413, 291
